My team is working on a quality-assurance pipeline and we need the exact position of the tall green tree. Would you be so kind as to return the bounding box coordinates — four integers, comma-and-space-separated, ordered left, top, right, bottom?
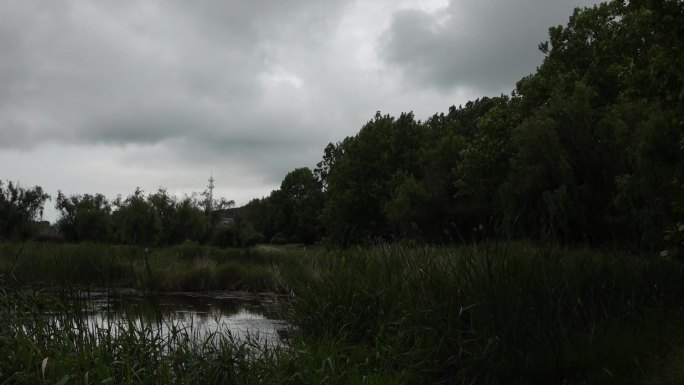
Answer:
112, 188, 161, 246
0, 181, 50, 240
169, 195, 211, 244
55, 192, 112, 243
147, 188, 177, 244
279, 167, 324, 243
505, 0, 684, 247
322, 112, 423, 245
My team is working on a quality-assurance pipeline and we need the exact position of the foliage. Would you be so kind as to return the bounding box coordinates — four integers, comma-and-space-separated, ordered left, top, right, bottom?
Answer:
56, 192, 112, 243
111, 188, 163, 246
0, 181, 50, 241
319, 112, 424, 245
244, 167, 324, 244
52, 188, 239, 247
245, 0, 684, 249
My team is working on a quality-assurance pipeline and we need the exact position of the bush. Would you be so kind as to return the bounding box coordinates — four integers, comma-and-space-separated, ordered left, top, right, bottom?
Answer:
270, 233, 287, 245
210, 225, 238, 248
175, 240, 207, 260
213, 261, 244, 289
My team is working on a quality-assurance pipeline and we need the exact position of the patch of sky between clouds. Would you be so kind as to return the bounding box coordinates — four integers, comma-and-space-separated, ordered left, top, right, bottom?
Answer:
258, 67, 304, 89
334, 0, 448, 73
398, 0, 450, 13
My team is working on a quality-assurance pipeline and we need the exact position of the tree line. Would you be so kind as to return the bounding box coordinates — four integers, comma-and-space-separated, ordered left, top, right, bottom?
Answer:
54, 188, 239, 246
0, 183, 253, 247
2, 0, 682, 253
242, 0, 683, 252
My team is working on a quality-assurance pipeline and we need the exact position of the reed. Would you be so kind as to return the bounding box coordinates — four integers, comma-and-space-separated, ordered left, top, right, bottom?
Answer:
2, 241, 684, 384
0, 289, 404, 385
0, 242, 301, 292
285, 242, 684, 384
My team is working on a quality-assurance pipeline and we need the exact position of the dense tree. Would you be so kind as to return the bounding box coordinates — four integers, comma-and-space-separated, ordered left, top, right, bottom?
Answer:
243, 168, 323, 244
321, 112, 424, 245
50, 187, 235, 247
310, 0, 683, 248
243, 197, 278, 243
168, 195, 211, 244
0, 181, 50, 240
111, 188, 162, 246
279, 167, 324, 243
145, 188, 214, 244
147, 188, 177, 244
502, 0, 684, 248
55, 192, 112, 243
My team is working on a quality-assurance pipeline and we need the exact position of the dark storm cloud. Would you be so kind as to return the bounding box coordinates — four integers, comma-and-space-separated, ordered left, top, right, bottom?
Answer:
380, 0, 599, 94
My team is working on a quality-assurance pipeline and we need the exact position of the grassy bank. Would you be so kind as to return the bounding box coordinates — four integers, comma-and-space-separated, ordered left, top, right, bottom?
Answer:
2, 242, 684, 384
0, 242, 302, 292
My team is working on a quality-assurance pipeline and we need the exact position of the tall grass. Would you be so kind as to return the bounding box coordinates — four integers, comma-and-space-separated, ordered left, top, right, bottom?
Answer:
0, 288, 406, 385
0, 242, 303, 292
285, 242, 684, 384
2, 242, 684, 384
0, 289, 272, 384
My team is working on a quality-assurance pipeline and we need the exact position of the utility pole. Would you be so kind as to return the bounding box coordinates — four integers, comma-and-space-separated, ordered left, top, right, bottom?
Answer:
207, 172, 215, 213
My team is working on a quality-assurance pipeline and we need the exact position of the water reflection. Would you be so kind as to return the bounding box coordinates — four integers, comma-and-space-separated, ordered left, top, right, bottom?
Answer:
68, 290, 288, 346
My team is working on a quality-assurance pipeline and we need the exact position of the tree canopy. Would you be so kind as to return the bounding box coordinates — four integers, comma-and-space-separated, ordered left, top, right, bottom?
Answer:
0, 181, 50, 241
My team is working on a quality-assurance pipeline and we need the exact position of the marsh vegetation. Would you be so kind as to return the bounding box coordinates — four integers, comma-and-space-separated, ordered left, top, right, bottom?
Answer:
2, 243, 684, 384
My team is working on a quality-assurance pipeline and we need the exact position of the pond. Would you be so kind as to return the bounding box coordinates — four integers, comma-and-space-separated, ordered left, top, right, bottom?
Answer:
57, 290, 290, 347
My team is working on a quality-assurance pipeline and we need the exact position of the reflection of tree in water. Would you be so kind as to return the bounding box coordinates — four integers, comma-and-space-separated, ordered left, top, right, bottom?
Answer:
107, 294, 253, 322
74, 291, 287, 346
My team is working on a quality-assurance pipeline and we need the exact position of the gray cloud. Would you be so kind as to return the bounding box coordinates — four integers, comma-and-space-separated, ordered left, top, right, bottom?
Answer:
0, 0, 348, 150
380, 0, 599, 94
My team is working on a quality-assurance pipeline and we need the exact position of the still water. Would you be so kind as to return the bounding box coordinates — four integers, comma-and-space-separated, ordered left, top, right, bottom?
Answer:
63, 290, 289, 346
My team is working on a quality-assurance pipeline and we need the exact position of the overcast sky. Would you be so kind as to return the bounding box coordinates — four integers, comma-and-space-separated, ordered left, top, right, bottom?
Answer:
1, 0, 600, 221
